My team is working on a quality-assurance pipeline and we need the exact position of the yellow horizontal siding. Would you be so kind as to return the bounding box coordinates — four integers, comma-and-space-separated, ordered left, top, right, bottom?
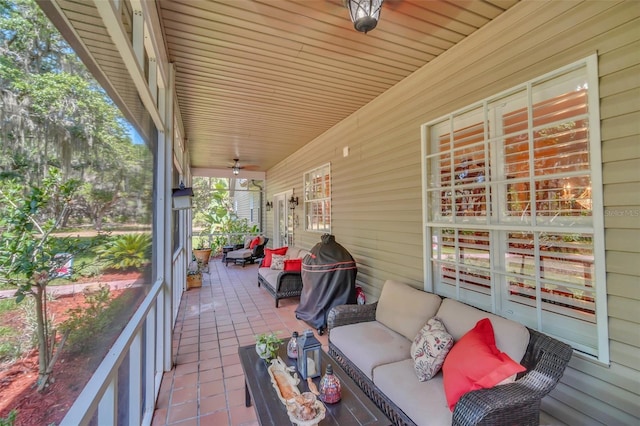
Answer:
608, 294, 640, 324
569, 354, 640, 395
605, 229, 640, 252
610, 318, 640, 347
610, 340, 640, 371
601, 135, 640, 163
604, 182, 640, 205
602, 156, 640, 183
265, 1, 640, 423
599, 64, 640, 99
607, 272, 640, 300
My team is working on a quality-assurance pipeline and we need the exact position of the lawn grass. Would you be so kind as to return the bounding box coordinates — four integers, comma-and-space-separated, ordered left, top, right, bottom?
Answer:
0, 235, 109, 290
0, 298, 21, 361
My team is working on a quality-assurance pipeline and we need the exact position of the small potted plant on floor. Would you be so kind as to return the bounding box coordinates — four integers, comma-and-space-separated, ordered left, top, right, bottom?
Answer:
186, 259, 202, 289
255, 332, 281, 361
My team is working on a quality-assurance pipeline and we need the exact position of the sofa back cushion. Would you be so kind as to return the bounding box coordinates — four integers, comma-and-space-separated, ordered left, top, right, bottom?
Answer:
287, 246, 310, 259
375, 280, 443, 341
436, 298, 529, 362
262, 246, 288, 268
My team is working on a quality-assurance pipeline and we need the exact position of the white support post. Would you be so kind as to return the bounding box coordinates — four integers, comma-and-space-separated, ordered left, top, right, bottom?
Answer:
146, 304, 158, 412
128, 330, 142, 425
161, 65, 175, 372
98, 379, 117, 425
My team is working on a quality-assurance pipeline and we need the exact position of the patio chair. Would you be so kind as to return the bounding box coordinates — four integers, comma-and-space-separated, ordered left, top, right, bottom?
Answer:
225, 236, 269, 267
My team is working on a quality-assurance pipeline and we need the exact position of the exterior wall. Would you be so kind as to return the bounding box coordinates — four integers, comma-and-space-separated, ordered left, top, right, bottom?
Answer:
265, 1, 640, 424
231, 180, 261, 228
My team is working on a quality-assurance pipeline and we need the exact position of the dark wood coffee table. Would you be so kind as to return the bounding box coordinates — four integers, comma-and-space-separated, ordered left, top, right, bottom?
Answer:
238, 343, 391, 426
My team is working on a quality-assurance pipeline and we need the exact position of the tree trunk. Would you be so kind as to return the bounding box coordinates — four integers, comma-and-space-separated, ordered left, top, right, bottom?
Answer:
33, 285, 50, 389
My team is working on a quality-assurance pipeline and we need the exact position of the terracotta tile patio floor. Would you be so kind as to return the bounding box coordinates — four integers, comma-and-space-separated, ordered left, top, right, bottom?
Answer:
150, 255, 564, 426
151, 257, 328, 426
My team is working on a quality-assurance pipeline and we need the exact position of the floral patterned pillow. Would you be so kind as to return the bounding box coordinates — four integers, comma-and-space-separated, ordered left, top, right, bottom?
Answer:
410, 317, 454, 381
270, 254, 287, 270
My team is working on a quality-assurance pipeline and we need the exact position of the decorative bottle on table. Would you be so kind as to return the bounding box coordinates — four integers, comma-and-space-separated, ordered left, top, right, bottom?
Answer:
319, 364, 341, 404
287, 331, 299, 359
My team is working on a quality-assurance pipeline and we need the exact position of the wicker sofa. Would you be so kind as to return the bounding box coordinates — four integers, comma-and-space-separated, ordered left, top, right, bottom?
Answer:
327, 280, 573, 426
257, 246, 310, 307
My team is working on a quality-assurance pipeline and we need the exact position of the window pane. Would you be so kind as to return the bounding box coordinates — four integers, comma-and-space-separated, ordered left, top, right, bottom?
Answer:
532, 117, 589, 176
502, 180, 532, 220
458, 231, 490, 268
534, 177, 592, 221
304, 164, 331, 232
424, 58, 604, 359
454, 185, 488, 217
503, 132, 530, 179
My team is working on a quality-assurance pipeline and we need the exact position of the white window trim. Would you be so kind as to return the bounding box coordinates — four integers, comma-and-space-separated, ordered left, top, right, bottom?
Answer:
303, 162, 331, 233
421, 55, 609, 364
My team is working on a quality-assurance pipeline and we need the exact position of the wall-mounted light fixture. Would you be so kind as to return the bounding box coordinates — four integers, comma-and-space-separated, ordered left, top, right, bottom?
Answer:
289, 196, 299, 210
172, 181, 194, 210
345, 0, 384, 34
265, 201, 273, 212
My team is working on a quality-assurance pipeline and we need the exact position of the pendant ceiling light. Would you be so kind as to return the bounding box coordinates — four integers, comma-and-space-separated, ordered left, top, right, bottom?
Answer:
345, 0, 384, 34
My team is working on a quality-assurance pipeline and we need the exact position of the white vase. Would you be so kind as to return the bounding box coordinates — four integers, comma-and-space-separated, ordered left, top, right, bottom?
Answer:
256, 343, 270, 359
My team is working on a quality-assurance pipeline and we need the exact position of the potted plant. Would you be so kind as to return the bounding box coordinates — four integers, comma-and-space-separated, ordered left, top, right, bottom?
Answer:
186, 260, 202, 289
255, 332, 282, 361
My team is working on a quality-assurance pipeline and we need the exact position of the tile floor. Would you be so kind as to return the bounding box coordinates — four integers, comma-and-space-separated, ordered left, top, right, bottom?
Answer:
151, 255, 564, 426
151, 257, 328, 426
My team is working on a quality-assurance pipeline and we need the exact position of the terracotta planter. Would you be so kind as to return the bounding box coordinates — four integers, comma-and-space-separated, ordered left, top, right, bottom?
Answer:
187, 273, 202, 289
193, 248, 212, 265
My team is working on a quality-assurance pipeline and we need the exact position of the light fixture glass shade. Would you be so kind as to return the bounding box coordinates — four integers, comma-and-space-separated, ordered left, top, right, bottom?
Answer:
172, 182, 194, 210
232, 167, 240, 175
346, 0, 383, 33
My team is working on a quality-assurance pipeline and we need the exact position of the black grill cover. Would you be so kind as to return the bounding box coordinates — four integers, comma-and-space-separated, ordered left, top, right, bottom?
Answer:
295, 234, 357, 330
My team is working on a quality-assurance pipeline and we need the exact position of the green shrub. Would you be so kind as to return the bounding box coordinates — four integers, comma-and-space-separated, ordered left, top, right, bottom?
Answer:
60, 285, 132, 355
95, 233, 151, 270
0, 410, 17, 426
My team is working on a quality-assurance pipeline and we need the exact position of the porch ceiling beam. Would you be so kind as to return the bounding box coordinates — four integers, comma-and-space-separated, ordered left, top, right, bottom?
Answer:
92, 0, 164, 132
35, 0, 150, 140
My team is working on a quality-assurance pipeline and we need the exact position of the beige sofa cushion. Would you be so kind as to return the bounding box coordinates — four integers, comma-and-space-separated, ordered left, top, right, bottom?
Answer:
374, 359, 451, 426
286, 246, 310, 259
375, 280, 443, 341
330, 321, 412, 379
436, 298, 530, 362
227, 248, 252, 259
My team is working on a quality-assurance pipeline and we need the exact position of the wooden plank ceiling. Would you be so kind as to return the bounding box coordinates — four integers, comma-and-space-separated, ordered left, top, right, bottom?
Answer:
42, 0, 521, 173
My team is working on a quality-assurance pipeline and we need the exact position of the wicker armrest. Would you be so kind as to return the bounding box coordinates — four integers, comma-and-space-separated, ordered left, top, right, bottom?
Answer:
327, 302, 378, 331
453, 327, 573, 426
453, 381, 539, 426
276, 271, 302, 291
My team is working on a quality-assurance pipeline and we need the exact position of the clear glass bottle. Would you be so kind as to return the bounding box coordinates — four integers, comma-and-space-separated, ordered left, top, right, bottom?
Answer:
319, 364, 341, 404
287, 331, 299, 359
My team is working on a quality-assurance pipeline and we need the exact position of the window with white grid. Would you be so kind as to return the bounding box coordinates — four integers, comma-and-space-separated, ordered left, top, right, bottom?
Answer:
422, 56, 608, 362
304, 163, 331, 233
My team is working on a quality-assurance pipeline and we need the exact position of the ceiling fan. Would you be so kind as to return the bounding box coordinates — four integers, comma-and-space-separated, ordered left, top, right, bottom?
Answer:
228, 159, 258, 175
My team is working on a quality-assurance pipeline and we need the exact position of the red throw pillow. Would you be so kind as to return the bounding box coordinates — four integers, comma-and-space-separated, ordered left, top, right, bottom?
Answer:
283, 258, 302, 272
262, 247, 288, 268
442, 318, 526, 411
249, 236, 261, 249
